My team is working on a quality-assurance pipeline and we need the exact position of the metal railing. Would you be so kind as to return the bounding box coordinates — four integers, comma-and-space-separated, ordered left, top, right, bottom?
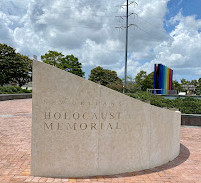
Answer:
147, 89, 177, 95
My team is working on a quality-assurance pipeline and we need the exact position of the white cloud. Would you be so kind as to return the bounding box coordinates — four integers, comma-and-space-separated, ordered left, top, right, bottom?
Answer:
150, 12, 201, 79
0, 0, 200, 81
124, 11, 201, 81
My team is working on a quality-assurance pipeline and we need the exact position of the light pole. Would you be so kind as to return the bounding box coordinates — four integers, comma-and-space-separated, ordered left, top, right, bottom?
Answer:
123, 0, 129, 94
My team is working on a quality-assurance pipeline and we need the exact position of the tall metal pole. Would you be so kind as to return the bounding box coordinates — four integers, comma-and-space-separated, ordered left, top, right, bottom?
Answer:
123, 0, 129, 94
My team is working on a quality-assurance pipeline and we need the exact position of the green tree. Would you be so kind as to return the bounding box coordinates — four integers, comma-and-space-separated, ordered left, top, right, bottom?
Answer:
141, 72, 154, 91
133, 71, 154, 91
133, 71, 147, 91
196, 78, 201, 94
181, 78, 190, 85
123, 76, 135, 93
198, 78, 201, 85
190, 79, 198, 88
135, 71, 147, 85
172, 80, 181, 91
41, 51, 85, 77
0, 43, 32, 86
88, 66, 122, 87
41, 51, 63, 67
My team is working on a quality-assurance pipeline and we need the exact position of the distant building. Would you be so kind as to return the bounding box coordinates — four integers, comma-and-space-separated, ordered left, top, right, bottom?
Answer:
181, 84, 196, 91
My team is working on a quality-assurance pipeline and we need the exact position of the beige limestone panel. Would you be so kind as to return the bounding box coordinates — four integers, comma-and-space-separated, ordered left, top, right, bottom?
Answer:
149, 107, 181, 168
31, 60, 181, 178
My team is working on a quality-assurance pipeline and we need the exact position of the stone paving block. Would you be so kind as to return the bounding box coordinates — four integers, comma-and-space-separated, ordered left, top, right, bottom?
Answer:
61, 178, 69, 182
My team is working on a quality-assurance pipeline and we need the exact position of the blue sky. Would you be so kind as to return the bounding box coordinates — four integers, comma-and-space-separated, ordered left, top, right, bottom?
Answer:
167, 0, 201, 20
165, 0, 201, 33
0, 0, 201, 82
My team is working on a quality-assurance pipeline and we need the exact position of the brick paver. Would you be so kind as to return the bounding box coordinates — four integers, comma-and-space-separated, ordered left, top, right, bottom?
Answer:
0, 99, 201, 183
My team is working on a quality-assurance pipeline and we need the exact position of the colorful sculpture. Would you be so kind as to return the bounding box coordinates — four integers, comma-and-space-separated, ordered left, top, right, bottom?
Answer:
153, 64, 173, 94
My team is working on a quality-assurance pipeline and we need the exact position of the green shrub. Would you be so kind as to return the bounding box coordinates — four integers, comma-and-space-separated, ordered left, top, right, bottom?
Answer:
0, 86, 31, 94
22, 89, 32, 93
127, 92, 201, 114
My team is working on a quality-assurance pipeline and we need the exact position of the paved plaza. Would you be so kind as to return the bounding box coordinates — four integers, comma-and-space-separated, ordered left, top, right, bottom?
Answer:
0, 99, 201, 183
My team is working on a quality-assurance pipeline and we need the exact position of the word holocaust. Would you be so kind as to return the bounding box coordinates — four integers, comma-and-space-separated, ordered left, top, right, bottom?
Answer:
44, 112, 121, 120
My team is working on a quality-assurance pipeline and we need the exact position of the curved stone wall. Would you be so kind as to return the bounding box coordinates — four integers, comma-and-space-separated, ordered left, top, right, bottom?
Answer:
31, 61, 181, 178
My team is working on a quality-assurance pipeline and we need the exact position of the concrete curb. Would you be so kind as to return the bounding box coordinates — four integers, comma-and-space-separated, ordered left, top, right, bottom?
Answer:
181, 114, 201, 126
0, 93, 32, 101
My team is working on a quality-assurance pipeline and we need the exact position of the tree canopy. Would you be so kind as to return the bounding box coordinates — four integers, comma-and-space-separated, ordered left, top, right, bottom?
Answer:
172, 80, 181, 91
88, 66, 122, 89
133, 71, 154, 92
41, 51, 85, 77
197, 78, 201, 94
0, 43, 32, 86
180, 78, 190, 85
